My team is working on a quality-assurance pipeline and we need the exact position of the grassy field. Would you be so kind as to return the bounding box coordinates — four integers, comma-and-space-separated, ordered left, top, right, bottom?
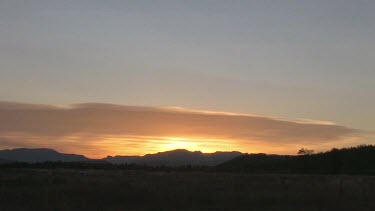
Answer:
0, 169, 374, 211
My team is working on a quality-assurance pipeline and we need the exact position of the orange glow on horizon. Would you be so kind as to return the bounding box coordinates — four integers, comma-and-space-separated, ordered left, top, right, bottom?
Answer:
0, 132, 365, 159
81, 135, 249, 159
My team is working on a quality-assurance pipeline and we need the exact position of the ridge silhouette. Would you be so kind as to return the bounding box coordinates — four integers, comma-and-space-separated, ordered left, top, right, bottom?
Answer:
1, 145, 375, 175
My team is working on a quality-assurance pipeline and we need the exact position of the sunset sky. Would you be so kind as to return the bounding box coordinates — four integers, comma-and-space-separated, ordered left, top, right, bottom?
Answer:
0, 1, 374, 158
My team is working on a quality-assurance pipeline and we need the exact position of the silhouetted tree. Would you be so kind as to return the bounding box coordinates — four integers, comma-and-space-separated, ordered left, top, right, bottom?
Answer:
298, 148, 314, 155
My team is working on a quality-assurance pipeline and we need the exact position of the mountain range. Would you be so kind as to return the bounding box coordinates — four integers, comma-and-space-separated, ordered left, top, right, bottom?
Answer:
0, 148, 243, 166
0, 148, 89, 163
104, 149, 243, 166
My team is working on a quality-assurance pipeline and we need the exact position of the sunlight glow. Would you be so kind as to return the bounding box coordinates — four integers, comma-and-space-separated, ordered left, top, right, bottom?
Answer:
91, 135, 245, 158
158, 137, 199, 152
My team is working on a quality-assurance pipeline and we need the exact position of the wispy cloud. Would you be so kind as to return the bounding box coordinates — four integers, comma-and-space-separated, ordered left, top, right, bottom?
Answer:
0, 101, 369, 158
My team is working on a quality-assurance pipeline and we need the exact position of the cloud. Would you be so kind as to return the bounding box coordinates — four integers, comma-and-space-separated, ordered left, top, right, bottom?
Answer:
0, 101, 368, 157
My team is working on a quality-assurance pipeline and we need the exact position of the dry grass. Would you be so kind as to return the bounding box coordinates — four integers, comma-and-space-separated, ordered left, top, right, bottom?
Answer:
0, 169, 374, 211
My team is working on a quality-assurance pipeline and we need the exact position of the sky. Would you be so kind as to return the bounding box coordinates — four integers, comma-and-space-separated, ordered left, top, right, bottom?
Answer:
0, 1, 374, 158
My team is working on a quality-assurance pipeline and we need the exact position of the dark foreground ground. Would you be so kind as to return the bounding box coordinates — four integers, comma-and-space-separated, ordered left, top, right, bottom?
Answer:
0, 169, 374, 211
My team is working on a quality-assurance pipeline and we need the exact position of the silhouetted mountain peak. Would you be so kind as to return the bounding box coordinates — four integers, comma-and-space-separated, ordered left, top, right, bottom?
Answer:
0, 148, 89, 163
104, 149, 243, 166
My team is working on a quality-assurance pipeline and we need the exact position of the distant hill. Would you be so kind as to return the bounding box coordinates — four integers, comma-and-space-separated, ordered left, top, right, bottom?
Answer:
218, 145, 375, 175
0, 148, 242, 166
0, 148, 89, 163
105, 149, 243, 166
